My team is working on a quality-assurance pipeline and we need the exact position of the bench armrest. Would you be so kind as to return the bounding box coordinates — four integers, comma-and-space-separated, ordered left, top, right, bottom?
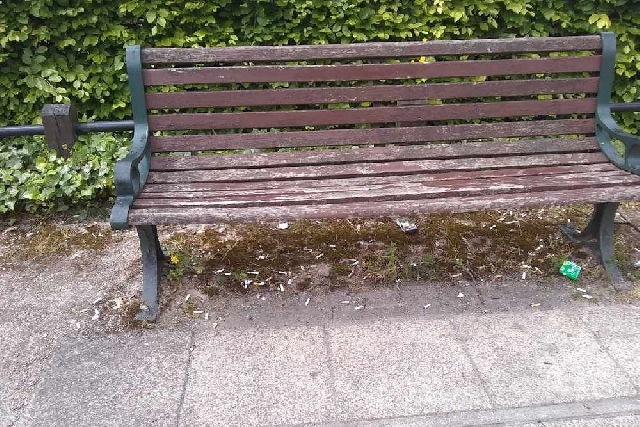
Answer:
110, 124, 150, 229
596, 104, 640, 174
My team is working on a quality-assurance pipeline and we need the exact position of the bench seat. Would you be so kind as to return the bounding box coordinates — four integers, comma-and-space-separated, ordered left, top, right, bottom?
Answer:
130, 137, 640, 224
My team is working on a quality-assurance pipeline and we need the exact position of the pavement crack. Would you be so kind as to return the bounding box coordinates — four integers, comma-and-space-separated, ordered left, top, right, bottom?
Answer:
322, 325, 339, 421
448, 318, 496, 408
175, 327, 196, 427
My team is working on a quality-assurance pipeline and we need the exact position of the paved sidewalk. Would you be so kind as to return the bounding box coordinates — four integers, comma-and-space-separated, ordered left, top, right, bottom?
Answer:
3, 284, 640, 426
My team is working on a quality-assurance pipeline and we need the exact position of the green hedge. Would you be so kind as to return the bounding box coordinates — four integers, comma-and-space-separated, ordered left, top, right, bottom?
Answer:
0, 0, 639, 213
1, 0, 639, 125
0, 134, 129, 213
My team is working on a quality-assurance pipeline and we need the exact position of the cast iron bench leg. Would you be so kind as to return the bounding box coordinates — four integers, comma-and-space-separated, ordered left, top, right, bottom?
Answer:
560, 202, 630, 290
136, 225, 165, 320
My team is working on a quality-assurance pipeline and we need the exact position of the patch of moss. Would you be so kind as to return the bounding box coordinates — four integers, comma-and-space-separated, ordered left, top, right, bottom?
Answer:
2, 222, 117, 263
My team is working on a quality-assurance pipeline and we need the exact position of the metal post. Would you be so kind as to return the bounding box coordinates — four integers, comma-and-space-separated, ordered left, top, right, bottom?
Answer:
40, 104, 78, 158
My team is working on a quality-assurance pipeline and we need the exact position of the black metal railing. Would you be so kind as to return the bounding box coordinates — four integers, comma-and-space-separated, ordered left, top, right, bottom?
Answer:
0, 120, 134, 138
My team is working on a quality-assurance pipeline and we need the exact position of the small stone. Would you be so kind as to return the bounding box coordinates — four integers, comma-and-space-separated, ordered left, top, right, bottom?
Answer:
277, 222, 289, 230
316, 263, 331, 278
457, 292, 465, 298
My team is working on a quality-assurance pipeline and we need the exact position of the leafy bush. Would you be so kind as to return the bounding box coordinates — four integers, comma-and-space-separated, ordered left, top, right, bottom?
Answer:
1, 0, 638, 125
0, 134, 129, 213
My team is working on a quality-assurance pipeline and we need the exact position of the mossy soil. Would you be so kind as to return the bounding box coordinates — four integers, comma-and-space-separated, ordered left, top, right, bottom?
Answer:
1, 205, 638, 328
161, 205, 640, 300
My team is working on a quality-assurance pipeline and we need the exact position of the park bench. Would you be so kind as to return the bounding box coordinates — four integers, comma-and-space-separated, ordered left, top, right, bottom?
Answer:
110, 32, 640, 320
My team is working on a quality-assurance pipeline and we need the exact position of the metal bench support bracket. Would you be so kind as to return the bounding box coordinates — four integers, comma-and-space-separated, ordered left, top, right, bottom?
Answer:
560, 202, 630, 290
136, 225, 165, 320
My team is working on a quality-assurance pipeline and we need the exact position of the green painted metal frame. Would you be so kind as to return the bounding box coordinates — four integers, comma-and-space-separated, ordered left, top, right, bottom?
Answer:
110, 46, 165, 320
560, 32, 639, 290
560, 203, 630, 290
595, 32, 640, 174
110, 45, 151, 230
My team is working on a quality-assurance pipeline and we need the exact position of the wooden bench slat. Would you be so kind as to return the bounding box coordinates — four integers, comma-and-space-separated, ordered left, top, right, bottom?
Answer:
149, 98, 595, 131
142, 164, 618, 195
128, 186, 640, 225
146, 152, 609, 184
141, 36, 602, 64
133, 171, 636, 209
150, 119, 595, 152
150, 137, 599, 172
139, 168, 625, 201
143, 56, 600, 86
145, 78, 600, 109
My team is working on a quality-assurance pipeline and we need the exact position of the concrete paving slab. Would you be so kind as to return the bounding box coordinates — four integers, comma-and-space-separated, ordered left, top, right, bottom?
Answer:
180, 325, 332, 427
518, 414, 640, 426
581, 305, 640, 391
327, 317, 492, 420
18, 329, 191, 427
0, 318, 64, 427
314, 396, 640, 427
453, 309, 637, 408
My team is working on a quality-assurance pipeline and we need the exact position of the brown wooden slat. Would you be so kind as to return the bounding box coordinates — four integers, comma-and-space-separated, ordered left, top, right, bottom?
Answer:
149, 98, 595, 131
133, 171, 635, 209
141, 36, 602, 64
150, 137, 599, 172
145, 78, 600, 109
150, 119, 596, 152
128, 186, 640, 225
142, 56, 601, 85
142, 163, 618, 195
139, 169, 626, 201
146, 152, 608, 184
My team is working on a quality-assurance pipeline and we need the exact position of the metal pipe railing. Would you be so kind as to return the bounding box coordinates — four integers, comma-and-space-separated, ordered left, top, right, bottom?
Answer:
76, 120, 134, 133
0, 124, 45, 137
611, 102, 640, 112
0, 120, 135, 138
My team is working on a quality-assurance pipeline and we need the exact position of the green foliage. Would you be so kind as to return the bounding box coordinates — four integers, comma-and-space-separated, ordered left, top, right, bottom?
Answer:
0, 134, 129, 213
0, 0, 638, 125
166, 247, 202, 282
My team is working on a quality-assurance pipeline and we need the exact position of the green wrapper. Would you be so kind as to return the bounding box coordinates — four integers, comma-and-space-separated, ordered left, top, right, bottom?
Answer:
559, 260, 581, 280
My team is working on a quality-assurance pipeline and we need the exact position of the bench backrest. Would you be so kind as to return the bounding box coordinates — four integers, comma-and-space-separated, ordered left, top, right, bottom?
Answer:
128, 35, 608, 154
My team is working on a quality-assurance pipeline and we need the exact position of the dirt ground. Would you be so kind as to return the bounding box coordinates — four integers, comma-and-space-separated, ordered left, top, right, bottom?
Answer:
1, 203, 639, 335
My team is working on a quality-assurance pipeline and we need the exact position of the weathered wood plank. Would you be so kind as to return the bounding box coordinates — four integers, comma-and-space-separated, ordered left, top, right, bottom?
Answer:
150, 137, 599, 171
142, 163, 618, 194
128, 186, 640, 225
148, 98, 595, 131
136, 171, 632, 209
141, 36, 602, 64
133, 171, 636, 209
150, 119, 595, 151
145, 78, 600, 109
142, 56, 601, 85
146, 152, 609, 184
